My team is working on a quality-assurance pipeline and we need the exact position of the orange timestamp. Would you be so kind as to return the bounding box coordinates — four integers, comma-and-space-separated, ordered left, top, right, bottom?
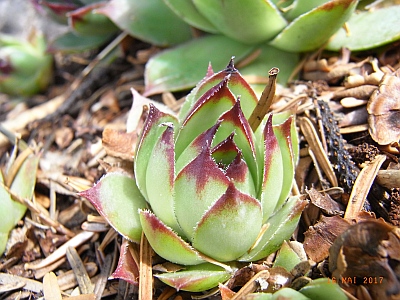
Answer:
328, 276, 384, 285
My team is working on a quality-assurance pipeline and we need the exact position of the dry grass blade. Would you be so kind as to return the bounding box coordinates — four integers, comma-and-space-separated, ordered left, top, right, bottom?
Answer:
344, 154, 386, 219
248, 67, 279, 132
299, 117, 338, 187
139, 232, 153, 299
0, 273, 43, 293
66, 246, 95, 294
93, 254, 113, 300
43, 272, 62, 300
4, 147, 33, 187
25, 231, 94, 270
0, 180, 75, 237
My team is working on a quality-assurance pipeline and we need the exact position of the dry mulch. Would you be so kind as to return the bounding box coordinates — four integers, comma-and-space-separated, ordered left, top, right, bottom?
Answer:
0, 38, 399, 300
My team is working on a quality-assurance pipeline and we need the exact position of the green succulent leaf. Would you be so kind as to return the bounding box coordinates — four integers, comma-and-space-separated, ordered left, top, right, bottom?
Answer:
239, 196, 307, 262
192, 0, 287, 44
68, 3, 119, 36
299, 278, 348, 300
176, 122, 220, 175
259, 115, 283, 223
145, 124, 182, 235
0, 154, 39, 255
224, 149, 256, 198
273, 241, 302, 272
134, 105, 177, 201
192, 183, 262, 262
239, 44, 299, 92
139, 210, 205, 265
79, 172, 147, 243
283, 0, 331, 21
0, 34, 53, 96
180, 59, 259, 121
272, 115, 296, 209
175, 76, 236, 157
47, 31, 114, 52
214, 100, 259, 189
270, 0, 358, 52
175, 146, 230, 240
155, 263, 232, 292
326, 6, 400, 51
162, 0, 218, 33
97, 0, 193, 46
144, 35, 256, 96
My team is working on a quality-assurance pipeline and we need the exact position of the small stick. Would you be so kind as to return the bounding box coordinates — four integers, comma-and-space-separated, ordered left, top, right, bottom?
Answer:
248, 68, 279, 132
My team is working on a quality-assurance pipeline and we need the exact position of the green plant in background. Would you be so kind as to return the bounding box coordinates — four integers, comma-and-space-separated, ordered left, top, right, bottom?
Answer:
0, 33, 53, 96
34, 0, 400, 95
0, 149, 39, 255
80, 60, 308, 291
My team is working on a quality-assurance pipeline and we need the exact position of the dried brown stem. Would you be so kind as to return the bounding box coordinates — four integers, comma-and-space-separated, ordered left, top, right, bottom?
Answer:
248, 68, 279, 132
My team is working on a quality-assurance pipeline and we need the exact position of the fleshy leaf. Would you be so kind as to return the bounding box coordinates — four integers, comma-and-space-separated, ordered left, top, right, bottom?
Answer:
174, 147, 230, 240
145, 124, 181, 234
47, 31, 113, 52
283, 0, 331, 21
176, 122, 220, 175
79, 173, 147, 243
0, 154, 39, 255
175, 76, 236, 157
239, 196, 307, 262
259, 115, 283, 223
134, 104, 177, 200
326, 6, 400, 51
97, 0, 192, 46
68, 3, 119, 36
273, 115, 295, 209
192, 0, 287, 44
270, 0, 358, 52
162, 0, 218, 33
144, 35, 256, 96
180, 58, 259, 121
273, 241, 302, 272
225, 151, 256, 198
155, 263, 232, 292
110, 239, 139, 285
214, 100, 259, 189
211, 133, 239, 168
299, 278, 347, 300
139, 210, 204, 265
192, 183, 262, 262
239, 44, 299, 92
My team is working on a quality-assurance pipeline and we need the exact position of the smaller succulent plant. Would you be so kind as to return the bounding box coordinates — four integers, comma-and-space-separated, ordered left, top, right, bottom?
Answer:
81, 59, 308, 291
0, 33, 53, 96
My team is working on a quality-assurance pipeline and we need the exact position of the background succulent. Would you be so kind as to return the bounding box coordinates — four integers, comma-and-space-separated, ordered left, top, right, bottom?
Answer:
81, 60, 308, 291
32, 0, 400, 95
0, 33, 53, 96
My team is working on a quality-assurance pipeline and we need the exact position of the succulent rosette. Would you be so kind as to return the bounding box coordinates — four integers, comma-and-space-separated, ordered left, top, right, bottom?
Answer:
81, 59, 307, 292
0, 33, 53, 96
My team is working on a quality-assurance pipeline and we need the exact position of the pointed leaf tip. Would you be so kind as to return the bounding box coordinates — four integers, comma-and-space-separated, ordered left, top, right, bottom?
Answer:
79, 173, 146, 243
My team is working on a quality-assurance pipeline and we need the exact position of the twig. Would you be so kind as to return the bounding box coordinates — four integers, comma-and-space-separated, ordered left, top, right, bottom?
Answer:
248, 68, 279, 132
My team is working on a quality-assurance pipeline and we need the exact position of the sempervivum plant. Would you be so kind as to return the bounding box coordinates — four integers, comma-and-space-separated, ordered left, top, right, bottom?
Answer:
81, 59, 307, 291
